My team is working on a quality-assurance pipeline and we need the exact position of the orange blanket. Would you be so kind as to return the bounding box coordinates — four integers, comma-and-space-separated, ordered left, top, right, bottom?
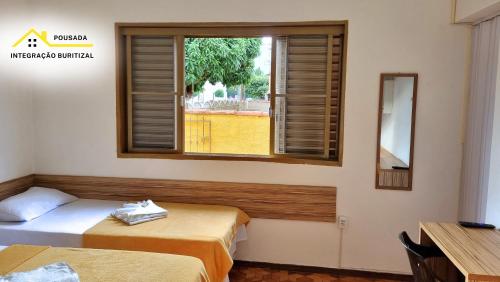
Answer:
83, 202, 250, 282
0, 244, 209, 282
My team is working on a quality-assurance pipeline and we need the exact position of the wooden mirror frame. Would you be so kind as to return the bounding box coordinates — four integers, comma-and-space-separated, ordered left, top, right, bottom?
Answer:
375, 73, 418, 190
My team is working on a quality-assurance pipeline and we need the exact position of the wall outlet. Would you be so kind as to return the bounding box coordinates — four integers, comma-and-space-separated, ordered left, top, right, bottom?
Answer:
338, 215, 348, 229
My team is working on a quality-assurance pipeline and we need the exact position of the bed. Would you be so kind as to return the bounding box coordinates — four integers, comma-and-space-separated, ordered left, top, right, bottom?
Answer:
0, 244, 209, 281
0, 199, 249, 282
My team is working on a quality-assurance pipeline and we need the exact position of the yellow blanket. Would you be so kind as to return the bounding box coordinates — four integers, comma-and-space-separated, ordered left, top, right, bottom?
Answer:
0, 244, 209, 282
83, 202, 250, 282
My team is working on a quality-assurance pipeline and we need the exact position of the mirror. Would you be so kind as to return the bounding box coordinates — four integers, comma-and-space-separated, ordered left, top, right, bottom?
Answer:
376, 73, 418, 190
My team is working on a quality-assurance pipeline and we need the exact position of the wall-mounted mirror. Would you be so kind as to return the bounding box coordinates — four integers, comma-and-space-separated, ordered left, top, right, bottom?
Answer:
376, 73, 418, 190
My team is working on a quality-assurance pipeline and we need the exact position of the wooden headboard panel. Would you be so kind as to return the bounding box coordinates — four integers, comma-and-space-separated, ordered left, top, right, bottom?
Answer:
0, 175, 34, 200
1, 174, 337, 222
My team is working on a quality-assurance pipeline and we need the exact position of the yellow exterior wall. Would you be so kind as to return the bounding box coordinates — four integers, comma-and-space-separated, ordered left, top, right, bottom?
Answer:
185, 112, 270, 155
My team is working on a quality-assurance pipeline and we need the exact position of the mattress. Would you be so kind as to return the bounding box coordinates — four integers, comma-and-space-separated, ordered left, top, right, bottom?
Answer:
0, 199, 122, 247
0, 199, 247, 256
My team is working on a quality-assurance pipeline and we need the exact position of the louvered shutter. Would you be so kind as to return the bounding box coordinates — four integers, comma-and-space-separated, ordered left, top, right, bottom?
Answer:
274, 37, 288, 153
329, 34, 343, 160
274, 33, 343, 160
127, 36, 178, 152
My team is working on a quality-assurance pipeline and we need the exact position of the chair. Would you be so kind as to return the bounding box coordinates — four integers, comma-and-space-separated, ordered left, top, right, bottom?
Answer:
399, 231, 446, 282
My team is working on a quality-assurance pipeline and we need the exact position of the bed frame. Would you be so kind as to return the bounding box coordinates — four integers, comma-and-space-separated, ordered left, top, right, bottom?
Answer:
0, 174, 336, 222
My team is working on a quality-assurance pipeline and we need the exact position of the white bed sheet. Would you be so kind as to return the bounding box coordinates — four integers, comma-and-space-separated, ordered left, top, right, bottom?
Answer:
0, 199, 122, 247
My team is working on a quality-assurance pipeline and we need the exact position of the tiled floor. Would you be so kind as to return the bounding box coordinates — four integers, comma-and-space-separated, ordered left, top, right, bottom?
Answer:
229, 265, 409, 282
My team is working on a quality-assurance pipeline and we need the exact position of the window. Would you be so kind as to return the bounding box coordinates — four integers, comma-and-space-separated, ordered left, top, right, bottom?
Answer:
116, 22, 346, 165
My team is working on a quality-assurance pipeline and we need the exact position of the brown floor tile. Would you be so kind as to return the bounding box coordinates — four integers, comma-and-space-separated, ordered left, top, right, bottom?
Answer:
229, 264, 410, 282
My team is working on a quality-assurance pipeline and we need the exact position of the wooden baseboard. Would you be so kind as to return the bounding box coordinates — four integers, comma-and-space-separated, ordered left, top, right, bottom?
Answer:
31, 174, 336, 222
233, 260, 413, 281
0, 174, 34, 200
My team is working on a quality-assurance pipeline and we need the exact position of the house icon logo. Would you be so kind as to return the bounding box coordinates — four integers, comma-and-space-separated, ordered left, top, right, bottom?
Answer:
13, 28, 93, 48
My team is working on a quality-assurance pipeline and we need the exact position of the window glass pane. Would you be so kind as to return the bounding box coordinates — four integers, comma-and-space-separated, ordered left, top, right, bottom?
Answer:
184, 37, 271, 156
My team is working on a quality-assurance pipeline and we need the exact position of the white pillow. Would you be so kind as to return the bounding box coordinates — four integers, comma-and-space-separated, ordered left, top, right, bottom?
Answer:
0, 187, 78, 221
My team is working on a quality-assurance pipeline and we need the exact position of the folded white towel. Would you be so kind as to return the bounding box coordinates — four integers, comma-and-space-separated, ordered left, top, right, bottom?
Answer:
112, 200, 167, 225
0, 262, 79, 282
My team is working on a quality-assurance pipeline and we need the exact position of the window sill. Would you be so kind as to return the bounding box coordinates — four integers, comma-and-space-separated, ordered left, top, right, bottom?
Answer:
117, 152, 341, 167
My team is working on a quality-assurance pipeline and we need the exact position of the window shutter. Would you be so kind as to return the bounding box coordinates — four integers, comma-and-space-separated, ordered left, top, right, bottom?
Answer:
274, 33, 343, 160
329, 34, 343, 160
274, 37, 288, 153
127, 36, 178, 152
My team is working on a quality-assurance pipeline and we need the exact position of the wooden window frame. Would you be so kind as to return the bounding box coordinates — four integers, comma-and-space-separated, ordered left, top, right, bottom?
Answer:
116, 21, 348, 166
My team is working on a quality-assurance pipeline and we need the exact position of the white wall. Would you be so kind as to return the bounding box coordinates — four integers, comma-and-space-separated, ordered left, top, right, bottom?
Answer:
0, 77, 34, 182
381, 77, 414, 165
382, 79, 394, 114
455, 0, 500, 23
0, 0, 471, 274
0, 0, 34, 182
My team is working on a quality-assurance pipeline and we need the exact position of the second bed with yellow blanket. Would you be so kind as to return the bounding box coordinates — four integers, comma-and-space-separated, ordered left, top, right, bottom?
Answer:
83, 202, 250, 282
0, 244, 209, 282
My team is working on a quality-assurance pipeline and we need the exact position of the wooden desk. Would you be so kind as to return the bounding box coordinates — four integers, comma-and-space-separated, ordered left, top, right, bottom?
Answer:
420, 222, 500, 282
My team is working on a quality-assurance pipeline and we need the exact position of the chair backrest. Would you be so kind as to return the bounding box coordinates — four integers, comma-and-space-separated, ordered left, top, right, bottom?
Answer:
399, 231, 439, 282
